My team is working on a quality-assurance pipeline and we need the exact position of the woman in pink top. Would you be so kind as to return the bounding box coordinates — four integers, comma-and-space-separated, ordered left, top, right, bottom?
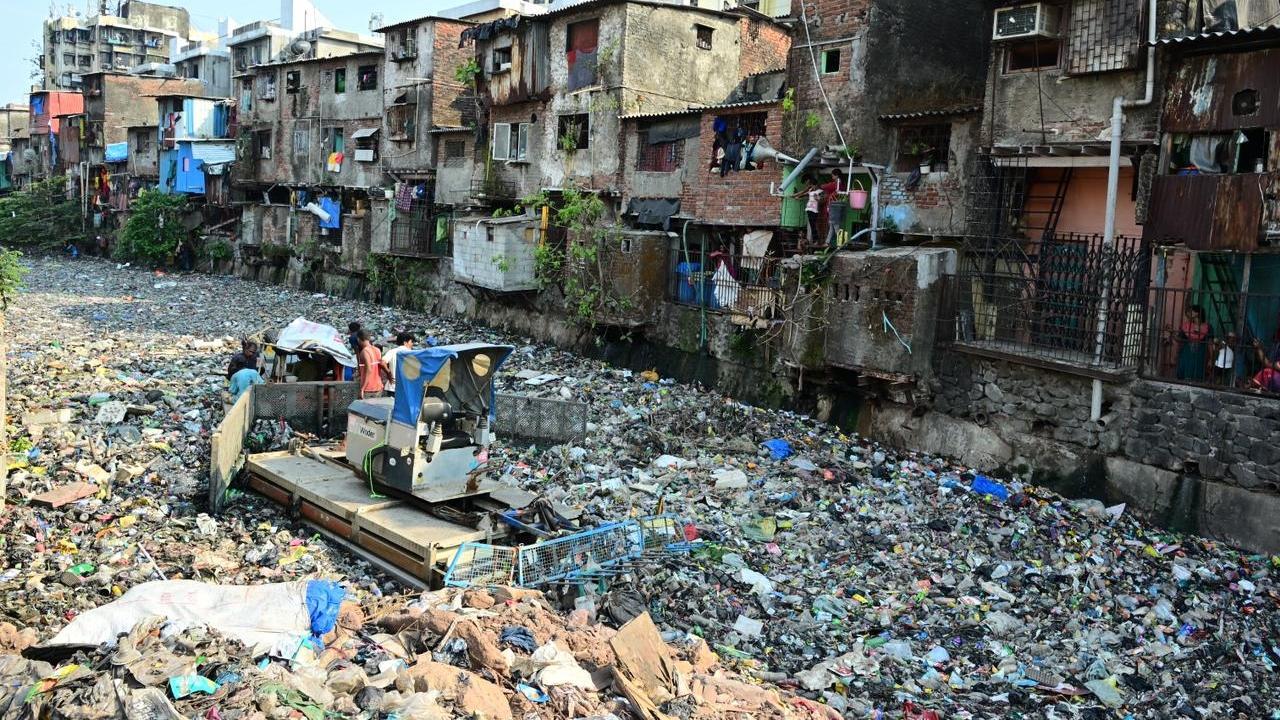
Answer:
1175, 304, 1210, 381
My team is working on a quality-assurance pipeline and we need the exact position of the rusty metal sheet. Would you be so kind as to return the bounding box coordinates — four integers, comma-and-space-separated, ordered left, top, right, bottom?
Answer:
1143, 173, 1267, 251
1164, 48, 1280, 132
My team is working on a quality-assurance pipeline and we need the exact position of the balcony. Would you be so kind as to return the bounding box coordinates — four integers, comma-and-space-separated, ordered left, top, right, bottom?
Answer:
1144, 173, 1279, 252
937, 234, 1149, 375
668, 249, 782, 321
1147, 285, 1280, 397
388, 203, 451, 258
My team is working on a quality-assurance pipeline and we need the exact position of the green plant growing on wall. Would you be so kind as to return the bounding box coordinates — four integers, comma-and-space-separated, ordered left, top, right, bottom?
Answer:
454, 58, 481, 88
491, 254, 511, 273
558, 122, 581, 154
116, 189, 189, 265
780, 88, 796, 114
804, 111, 822, 130
203, 238, 233, 263
0, 248, 27, 309
533, 184, 637, 327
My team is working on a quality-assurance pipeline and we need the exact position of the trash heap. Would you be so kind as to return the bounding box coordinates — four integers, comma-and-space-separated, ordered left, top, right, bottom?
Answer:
4, 258, 1280, 717
0, 582, 837, 720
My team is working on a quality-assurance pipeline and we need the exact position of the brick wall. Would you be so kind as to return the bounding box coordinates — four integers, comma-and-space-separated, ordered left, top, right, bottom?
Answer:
681, 104, 786, 226
432, 22, 473, 129
737, 18, 792, 77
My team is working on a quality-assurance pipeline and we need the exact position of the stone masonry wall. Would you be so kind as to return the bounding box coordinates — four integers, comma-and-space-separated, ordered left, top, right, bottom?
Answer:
931, 352, 1280, 497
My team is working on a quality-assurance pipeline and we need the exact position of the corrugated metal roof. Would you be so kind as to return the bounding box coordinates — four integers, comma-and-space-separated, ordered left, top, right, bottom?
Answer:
429, 126, 472, 133
879, 105, 982, 121
189, 142, 236, 166
352, 127, 381, 139
620, 98, 779, 120
1154, 24, 1280, 45
374, 15, 473, 32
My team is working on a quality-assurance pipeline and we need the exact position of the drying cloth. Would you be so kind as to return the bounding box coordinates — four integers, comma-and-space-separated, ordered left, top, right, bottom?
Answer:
318, 197, 341, 230
500, 626, 538, 653
395, 183, 414, 212
712, 260, 741, 309
741, 230, 772, 272
627, 198, 680, 230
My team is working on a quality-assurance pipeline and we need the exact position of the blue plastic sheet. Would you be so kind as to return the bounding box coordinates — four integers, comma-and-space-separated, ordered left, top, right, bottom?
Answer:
104, 142, 128, 163
318, 197, 340, 229
762, 439, 793, 461
971, 475, 1009, 502
391, 347, 458, 427
305, 580, 347, 637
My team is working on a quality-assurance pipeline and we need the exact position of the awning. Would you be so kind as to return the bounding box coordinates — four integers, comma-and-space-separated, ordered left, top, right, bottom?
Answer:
351, 127, 380, 140
190, 142, 235, 166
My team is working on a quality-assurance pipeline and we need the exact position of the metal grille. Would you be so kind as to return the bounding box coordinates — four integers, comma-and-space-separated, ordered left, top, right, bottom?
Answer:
637, 133, 684, 172
390, 199, 451, 257
495, 393, 588, 445
1066, 0, 1143, 75
938, 234, 1149, 370
253, 381, 358, 437
1147, 286, 1280, 395
443, 515, 692, 588
444, 543, 518, 587
668, 249, 781, 318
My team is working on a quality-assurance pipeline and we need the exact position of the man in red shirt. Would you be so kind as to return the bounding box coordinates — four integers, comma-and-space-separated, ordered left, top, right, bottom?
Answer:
356, 330, 386, 399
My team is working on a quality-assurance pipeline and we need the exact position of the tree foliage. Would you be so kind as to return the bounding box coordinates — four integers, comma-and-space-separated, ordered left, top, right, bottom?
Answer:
0, 179, 84, 249
116, 190, 189, 265
0, 248, 27, 309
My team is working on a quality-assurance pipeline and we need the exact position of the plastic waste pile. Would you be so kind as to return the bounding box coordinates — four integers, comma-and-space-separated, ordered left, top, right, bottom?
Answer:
0, 582, 836, 720
3, 258, 1279, 718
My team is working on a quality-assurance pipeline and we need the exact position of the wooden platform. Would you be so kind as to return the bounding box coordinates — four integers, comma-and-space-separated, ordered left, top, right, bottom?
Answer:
245, 450, 492, 586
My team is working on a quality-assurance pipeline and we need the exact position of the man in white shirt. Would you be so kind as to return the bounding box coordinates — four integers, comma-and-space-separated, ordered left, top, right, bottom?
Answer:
382, 332, 416, 396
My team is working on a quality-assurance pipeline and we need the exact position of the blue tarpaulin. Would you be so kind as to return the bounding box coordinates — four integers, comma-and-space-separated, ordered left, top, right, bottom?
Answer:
104, 142, 128, 163
391, 347, 460, 428
318, 196, 340, 230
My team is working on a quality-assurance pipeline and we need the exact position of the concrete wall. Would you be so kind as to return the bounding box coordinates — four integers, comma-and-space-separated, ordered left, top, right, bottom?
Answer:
127, 126, 159, 178
435, 132, 477, 206
451, 215, 541, 291
879, 117, 980, 237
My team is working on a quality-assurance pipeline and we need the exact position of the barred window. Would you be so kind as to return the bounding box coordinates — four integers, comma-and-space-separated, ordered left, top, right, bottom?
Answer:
637, 134, 683, 172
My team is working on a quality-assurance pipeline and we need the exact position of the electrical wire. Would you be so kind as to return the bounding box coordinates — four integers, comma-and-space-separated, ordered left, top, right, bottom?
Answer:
797, 0, 848, 151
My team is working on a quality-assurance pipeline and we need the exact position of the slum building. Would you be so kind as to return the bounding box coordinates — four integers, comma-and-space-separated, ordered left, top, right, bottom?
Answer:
236, 51, 387, 286
42, 1, 192, 91
172, 36, 235, 99
27, 91, 84, 183
125, 123, 160, 187
9, 129, 32, 191
447, 0, 790, 325
372, 14, 476, 260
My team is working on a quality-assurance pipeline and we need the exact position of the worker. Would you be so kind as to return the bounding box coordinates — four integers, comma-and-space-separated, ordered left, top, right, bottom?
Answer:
356, 330, 386, 399
228, 366, 264, 401
344, 322, 362, 381
226, 339, 262, 379
382, 331, 416, 397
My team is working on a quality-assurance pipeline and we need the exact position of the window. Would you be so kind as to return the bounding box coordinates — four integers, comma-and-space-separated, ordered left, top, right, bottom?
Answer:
493, 46, 513, 72
388, 104, 417, 141
334, 68, 346, 93
79, 55, 91, 67
357, 65, 377, 91
1233, 89, 1259, 116
711, 113, 768, 172
1004, 39, 1060, 72
259, 72, 277, 100
566, 19, 599, 91
558, 114, 589, 151
286, 70, 301, 93
391, 28, 417, 60
894, 123, 952, 172
256, 130, 272, 159
695, 24, 713, 50
99, 51, 111, 65
637, 134, 683, 172
821, 49, 840, 74
185, 62, 199, 78
293, 127, 310, 155
325, 127, 345, 154
63, 53, 75, 65
444, 139, 466, 166
491, 122, 530, 161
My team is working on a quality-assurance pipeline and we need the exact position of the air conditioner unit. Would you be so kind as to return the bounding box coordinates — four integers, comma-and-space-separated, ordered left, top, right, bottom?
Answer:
354, 148, 375, 162
992, 3, 1061, 41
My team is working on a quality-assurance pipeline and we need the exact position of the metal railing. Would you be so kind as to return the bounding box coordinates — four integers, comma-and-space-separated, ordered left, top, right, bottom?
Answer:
389, 202, 451, 257
1147, 287, 1280, 394
938, 233, 1149, 371
668, 249, 782, 317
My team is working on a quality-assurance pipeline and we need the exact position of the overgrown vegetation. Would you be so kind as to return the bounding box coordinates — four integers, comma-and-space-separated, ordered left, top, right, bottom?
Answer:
0, 248, 27, 309
454, 59, 481, 88
532, 185, 635, 327
115, 190, 189, 265
0, 179, 84, 250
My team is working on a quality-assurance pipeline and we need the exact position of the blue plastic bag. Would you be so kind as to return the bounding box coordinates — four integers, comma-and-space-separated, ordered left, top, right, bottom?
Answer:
971, 475, 1009, 502
305, 580, 347, 638
762, 439, 793, 461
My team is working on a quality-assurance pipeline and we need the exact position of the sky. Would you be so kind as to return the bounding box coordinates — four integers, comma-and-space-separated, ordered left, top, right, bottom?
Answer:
0, 0, 452, 106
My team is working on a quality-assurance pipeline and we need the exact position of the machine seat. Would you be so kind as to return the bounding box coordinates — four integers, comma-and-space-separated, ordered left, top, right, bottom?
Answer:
440, 430, 472, 450
348, 398, 394, 424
